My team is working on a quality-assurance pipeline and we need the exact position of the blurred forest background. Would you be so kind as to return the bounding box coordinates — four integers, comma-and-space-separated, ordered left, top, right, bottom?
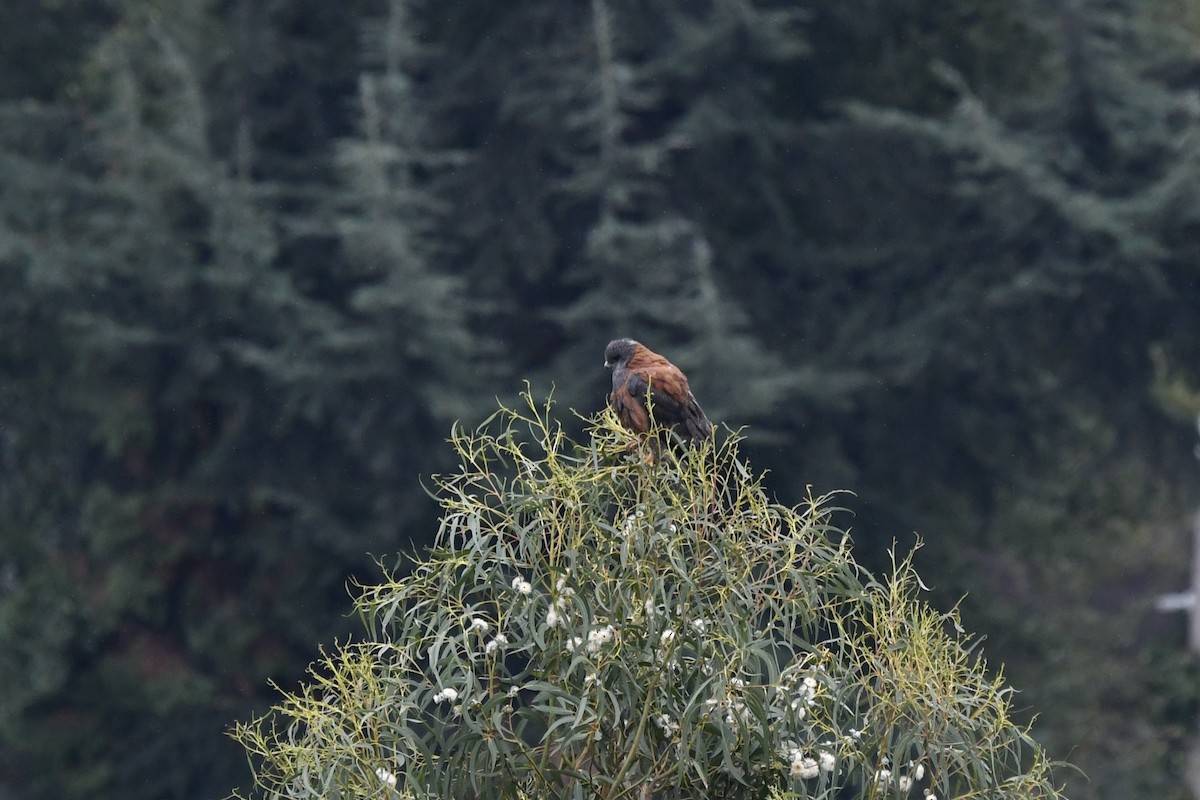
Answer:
3, 0, 1200, 798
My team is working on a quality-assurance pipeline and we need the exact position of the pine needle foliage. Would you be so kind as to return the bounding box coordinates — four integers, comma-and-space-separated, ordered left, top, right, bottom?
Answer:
233, 393, 1067, 800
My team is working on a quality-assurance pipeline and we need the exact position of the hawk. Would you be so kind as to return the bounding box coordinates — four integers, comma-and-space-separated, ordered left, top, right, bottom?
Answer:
604, 338, 712, 444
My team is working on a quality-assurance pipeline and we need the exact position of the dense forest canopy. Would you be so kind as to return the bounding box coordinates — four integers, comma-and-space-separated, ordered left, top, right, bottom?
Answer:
2, 1, 1199, 798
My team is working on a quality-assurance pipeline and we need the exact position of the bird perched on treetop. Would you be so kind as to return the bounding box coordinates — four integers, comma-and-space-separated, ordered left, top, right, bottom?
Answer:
604, 338, 713, 444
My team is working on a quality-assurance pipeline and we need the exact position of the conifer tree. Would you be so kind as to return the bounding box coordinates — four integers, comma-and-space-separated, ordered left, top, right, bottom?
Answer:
0, 98, 103, 800
0, 3, 483, 798
0, 8, 350, 797
776, 3, 1200, 797
325, 0, 482, 456
424, 1, 809, 428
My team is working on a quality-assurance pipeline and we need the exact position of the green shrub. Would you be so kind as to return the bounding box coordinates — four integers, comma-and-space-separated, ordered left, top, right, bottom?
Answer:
232, 393, 1067, 799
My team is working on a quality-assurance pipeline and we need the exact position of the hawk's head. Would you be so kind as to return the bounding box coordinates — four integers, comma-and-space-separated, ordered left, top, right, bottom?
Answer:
604, 338, 639, 370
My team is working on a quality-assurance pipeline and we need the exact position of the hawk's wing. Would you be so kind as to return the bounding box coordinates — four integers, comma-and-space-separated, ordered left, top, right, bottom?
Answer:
611, 349, 713, 444
626, 371, 687, 421
628, 369, 712, 442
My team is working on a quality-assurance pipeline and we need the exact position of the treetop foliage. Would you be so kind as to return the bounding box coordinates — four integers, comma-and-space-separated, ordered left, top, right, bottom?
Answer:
234, 393, 1066, 800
